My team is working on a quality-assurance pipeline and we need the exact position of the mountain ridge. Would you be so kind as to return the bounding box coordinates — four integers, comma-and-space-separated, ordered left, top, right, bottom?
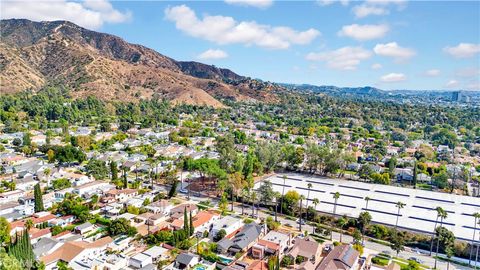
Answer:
0, 19, 282, 107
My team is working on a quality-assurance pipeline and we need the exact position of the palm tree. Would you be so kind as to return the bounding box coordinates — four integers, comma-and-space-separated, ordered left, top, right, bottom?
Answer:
434, 209, 448, 269
240, 188, 248, 215
273, 192, 281, 222
395, 202, 406, 229
280, 175, 287, 215
229, 172, 244, 212
306, 183, 313, 210
332, 192, 340, 216
299, 195, 306, 232
430, 207, 444, 256
469, 212, 480, 267
44, 168, 52, 189
338, 216, 348, 243
25, 219, 34, 231
312, 198, 320, 211
250, 191, 257, 217
364, 196, 370, 210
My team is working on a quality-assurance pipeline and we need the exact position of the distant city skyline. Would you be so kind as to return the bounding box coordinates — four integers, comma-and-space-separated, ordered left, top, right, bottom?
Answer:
1, 0, 479, 90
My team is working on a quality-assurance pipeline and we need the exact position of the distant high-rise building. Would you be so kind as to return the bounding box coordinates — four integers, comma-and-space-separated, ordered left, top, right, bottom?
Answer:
452, 91, 471, 103
452, 91, 463, 102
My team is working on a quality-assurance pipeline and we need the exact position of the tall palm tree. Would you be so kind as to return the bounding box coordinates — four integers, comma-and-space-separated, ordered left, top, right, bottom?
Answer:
240, 188, 248, 215
364, 196, 370, 210
251, 191, 257, 217
306, 183, 313, 210
299, 195, 305, 232
430, 207, 444, 256
469, 212, 480, 267
312, 198, 320, 211
273, 191, 281, 222
395, 202, 406, 229
338, 216, 348, 243
434, 209, 448, 270
280, 175, 287, 215
332, 192, 341, 216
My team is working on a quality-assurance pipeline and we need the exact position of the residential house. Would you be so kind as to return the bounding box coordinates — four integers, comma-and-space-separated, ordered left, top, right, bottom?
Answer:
145, 199, 173, 215
40, 236, 113, 270
168, 253, 200, 270
129, 252, 153, 269
217, 223, 264, 255
74, 222, 95, 235
316, 244, 359, 270
211, 216, 243, 238
252, 231, 291, 259
286, 237, 323, 268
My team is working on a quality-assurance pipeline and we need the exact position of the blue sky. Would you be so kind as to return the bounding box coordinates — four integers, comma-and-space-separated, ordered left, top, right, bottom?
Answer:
2, 0, 479, 90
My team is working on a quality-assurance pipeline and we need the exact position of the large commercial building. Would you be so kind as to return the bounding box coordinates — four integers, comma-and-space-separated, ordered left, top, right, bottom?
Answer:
255, 173, 480, 242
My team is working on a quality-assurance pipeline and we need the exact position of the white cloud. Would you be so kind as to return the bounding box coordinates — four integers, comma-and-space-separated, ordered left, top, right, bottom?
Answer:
317, 0, 349, 6
352, 0, 406, 18
224, 0, 273, 8
197, 49, 228, 60
425, 69, 440, 77
164, 5, 320, 50
338, 24, 389, 41
380, 73, 406, 82
443, 43, 480, 58
306, 46, 372, 70
352, 4, 389, 18
445, 80, 460, 88
371, 63, 383, 70
374, 42, 415, 61
0, 0, 131, 30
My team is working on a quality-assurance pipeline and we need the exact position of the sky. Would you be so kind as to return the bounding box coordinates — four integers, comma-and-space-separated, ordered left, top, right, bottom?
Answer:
1, 0, 480, 91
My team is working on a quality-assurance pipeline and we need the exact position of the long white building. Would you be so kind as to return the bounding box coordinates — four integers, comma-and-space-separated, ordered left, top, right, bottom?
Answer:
255, 173, 480, 242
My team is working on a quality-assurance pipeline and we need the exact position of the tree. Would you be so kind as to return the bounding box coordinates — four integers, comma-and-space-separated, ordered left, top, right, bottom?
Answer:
168, 180, 178, 198
358, 211, 372, 245
86, 159, 108, 180
183, 207, 189, 236
0, 217, 11, 246
306, 183, 312, 215
430, 207, 444, 256
258, 180, 275, 206
214, 229, 226, 242
229, 172, 244, 211
437, 227, 455, 270
189, 211, 194, 236
394, 201, 405, 229
337, 217, 347, 243
0, 251, 22, 270
299, 195, 305, 232
22, 132, 31, 146
34, 183, 44, 212
25, 219, 34, 231
216, 134, 237, 172
434, 209, 448, 269
7, 230, 35, 268
107, 218, 137, 237
364, 196, 370, 210
282, 190, 300, 216
110, 161, 118, 181
390, 231, 405, 256
47, 149, 55, 163
332, 192, 340, 216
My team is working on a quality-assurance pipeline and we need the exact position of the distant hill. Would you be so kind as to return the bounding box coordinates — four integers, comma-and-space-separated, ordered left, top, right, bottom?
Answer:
280, 83, 386, 97
0, 19, 282, 107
